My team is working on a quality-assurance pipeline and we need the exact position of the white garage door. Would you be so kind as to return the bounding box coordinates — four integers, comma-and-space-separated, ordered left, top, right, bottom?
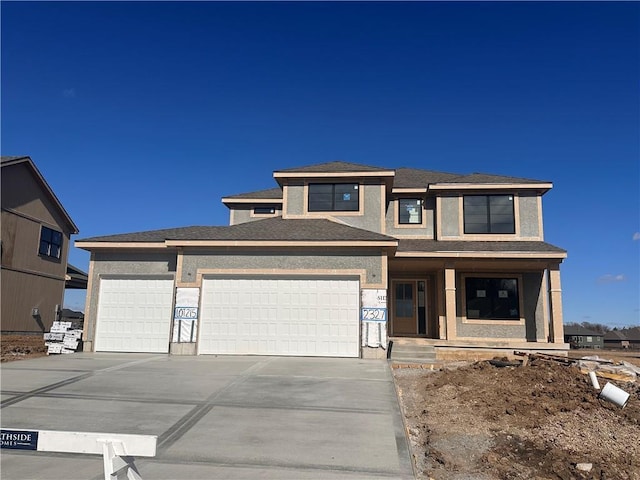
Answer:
95, 278, 174, 353
199, 277, 360, 357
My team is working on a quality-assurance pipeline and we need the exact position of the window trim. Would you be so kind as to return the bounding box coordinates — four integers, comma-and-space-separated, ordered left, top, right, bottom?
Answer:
461, 273, 525, 325
39, 225, 63, 260
304, 182, 364, 216
463, 194, 515, 235
250, 205, 280, 217
395, 197, 425, 228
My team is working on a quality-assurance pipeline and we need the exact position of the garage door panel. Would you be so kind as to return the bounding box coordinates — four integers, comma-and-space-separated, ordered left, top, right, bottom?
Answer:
200, 277, 359, 357
95, 278, 173, 353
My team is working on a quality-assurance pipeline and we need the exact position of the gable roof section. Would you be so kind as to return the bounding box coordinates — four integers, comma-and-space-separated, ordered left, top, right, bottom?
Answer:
76, 216, 397, 248
275, 161, 392, 174
396, 239, 566, 259
273, 161, 396, 186
428, 172, 553, 192
563, 325, 603, 337
393, 168, 461, 190
221, 187, 283, 205
604, 328, 640, 341
1, 156, 79, 233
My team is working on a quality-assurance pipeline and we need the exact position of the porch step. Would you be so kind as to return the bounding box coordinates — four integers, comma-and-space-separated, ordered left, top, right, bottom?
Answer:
388, 342, 437, 363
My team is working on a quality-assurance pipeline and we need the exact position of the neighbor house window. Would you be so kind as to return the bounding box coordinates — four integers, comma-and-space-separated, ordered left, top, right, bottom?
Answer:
308, 183, 359, 212
465, 277, 520, 320
464, 195, 515, 234
398, 198, 422, 224
39, 226, 62, 259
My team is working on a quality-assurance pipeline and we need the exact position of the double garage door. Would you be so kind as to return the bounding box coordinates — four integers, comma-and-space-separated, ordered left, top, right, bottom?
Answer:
95, 277, 360, 357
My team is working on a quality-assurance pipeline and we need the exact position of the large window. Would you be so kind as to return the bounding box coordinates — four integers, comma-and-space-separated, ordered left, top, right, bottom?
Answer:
465, 277, 520, 320
308, 183, 359, 212
39, 226, 62, 259
463, 195, 515, 234
398, 198, 422, 224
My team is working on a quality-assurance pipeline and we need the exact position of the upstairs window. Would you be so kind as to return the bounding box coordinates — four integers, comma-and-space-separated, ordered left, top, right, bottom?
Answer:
39, 226, 62, 259
465, 277, 520, 320
253, 206, 277, 215
464, 195, 515, 234
398, 198, 422, 224
308, 183, 359, 212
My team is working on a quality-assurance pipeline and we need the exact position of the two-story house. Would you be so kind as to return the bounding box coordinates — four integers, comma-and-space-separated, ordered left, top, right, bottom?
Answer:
1, 156, 80, 334
76, 161, 568, 359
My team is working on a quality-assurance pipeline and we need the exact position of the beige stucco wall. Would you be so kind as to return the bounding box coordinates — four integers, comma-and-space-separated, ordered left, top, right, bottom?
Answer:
385, 196, 435, 237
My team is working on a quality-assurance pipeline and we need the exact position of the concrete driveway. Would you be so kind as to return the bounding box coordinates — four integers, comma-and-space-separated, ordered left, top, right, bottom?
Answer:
1, 353, 414, 479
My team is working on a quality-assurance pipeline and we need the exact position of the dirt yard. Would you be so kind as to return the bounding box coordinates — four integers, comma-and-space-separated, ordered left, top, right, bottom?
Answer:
393, 352, 640, 480
1, 335, 47, 362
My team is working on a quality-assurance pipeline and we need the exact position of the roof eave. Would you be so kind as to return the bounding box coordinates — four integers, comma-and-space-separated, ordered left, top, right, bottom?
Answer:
428, 182, 553, 193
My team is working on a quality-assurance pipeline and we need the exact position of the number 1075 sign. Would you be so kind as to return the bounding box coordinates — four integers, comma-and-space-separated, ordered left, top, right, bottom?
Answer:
361, 308, 386, 321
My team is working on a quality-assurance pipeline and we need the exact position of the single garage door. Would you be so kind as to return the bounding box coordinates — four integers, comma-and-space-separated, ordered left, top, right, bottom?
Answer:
199, 277, 360, 357
95, 278, 174, 353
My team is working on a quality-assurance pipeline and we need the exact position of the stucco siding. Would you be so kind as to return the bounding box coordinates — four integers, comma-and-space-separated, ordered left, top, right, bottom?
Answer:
440, 196, 459, 237
334, 184, 383, 233
181, 249, 383, 286
385, 196, 434, 237
519, 194, 540, 238
229, 206, 282, 225
285, 183, 304, 216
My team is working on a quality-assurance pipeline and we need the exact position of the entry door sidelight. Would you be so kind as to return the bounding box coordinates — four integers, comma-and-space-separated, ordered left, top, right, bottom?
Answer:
393, 281, 417, 335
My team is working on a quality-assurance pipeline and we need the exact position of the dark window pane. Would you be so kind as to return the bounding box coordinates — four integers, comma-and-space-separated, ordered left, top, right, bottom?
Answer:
464, 195, 514, 234
308, 183, 359, 211
39, 226, 62, 259
465, 277, 519, 320
399, 199, 422, 224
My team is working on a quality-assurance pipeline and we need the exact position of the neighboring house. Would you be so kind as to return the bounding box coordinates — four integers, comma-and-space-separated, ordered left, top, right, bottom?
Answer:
563, 325, 604, 349
76, 161, 568, 359
1, 156, 79, 334
604, 328, 640, 350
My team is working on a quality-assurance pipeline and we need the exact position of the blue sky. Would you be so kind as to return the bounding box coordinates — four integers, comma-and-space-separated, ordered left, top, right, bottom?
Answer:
2, 1, 638, 327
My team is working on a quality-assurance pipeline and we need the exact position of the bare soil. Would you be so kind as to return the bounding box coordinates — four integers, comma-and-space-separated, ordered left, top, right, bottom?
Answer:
393, 352, 640, 480
1, 335, 48, 362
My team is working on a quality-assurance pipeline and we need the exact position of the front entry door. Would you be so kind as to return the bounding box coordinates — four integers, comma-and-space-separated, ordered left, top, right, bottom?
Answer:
393, 281, 417, 335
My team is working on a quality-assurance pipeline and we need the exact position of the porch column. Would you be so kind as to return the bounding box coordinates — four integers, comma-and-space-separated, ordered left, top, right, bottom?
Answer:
444, 264, 457, 340
548, 265, 565, 343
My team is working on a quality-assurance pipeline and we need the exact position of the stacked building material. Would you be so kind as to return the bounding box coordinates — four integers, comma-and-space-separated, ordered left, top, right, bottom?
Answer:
44, 321, 83, 354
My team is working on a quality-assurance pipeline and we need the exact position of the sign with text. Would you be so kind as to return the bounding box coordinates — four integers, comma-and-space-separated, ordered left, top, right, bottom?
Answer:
1, 430, 38, 450
361, 289, 387, 323
172, 288, 199, 343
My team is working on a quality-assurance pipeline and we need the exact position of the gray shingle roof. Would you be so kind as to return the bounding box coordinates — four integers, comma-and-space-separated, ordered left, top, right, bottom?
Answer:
77, 217, 397, 243
393, 168, 462, 188
1, 155, 29, 164
604, 328, 640, 341
275, 161, 393, 174
397, 239, 566, 254
223, 187, 283, 200
563, 325, 603, 336
442, 172, 550, 184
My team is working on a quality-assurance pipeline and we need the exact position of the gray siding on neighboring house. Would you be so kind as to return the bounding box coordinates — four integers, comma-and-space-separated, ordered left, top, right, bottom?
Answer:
181, 249, 384, 285
518, 194, 540, 238
385, 196, 435, 237
456, 272, 545, 341
85, 251, 178, 339
440, 196, 459, 237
